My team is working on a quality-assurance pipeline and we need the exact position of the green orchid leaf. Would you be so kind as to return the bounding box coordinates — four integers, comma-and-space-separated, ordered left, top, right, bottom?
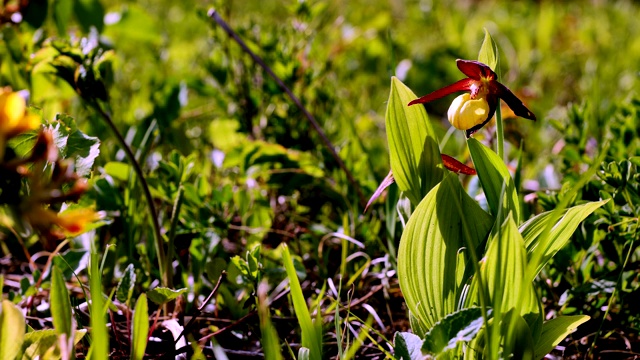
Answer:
534, 315, 590, 359
422, 307, 487, 356
503, 311, 535, 360
468, 137, 520, 223
478, 28, 499, 72
521, 200, 607, 277
386, 77, 443, 206
484, 214, 542, 340
398, 174, 492, 330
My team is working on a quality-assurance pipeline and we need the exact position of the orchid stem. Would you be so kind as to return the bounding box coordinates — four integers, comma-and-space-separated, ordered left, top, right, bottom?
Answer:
496, 102, 504, 161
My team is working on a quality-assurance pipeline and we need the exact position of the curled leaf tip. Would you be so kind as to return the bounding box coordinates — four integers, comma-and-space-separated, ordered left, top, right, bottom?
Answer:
365, 171, 395, 212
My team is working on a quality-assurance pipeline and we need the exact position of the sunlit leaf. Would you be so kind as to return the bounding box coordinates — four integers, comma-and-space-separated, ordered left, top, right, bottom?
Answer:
534, 315, 590, 359
50, 266, 73, 338
478, 28, 499, 72
131, 293, 149, 360
504, 311, 535, 359
7, 130, 39, 158
147, 287, 188, 305
281, 244, 322, 360
257, 282, 284, 360
521, 200, 607, 277
89, 252, 108, 359
482, 214, 542, 340
468, 137, 520, 223
22, 329, 86, 359
104, 161, 132, 182
0, 300, 25, 360
386, 77, 443, 206
398, 174, 492, 330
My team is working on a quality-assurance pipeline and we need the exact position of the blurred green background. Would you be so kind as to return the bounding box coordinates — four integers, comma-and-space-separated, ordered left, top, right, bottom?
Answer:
2, 0, 640, 357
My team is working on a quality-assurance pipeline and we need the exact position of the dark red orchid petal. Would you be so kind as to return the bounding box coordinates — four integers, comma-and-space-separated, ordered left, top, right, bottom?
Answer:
456, 59, 496, 81
465, 94, 498, 138
364, 170, 395, 212
408, 78, 475, 106
441, 154, 476, 175
491, 81, 536, 121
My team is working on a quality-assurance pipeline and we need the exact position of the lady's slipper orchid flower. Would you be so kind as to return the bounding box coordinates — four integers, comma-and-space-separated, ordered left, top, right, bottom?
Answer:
408, 59, 536, 137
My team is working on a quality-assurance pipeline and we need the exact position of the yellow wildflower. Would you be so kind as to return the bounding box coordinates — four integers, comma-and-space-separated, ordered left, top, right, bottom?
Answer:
0, 88, 40, 138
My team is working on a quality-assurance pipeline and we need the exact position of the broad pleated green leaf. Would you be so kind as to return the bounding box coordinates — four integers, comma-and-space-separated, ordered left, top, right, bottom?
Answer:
50, 265, 73, 338
468, 138, 520, 223
482, 215, 542, 340
385, 77, 443, 206
534, 315, 590, 359
0, 300, 25, 360
131, 293, 149, 360
398, 174, 492, 330
422, 307, 487, 356
504, 312, 535, 360
521, 200, 607, 277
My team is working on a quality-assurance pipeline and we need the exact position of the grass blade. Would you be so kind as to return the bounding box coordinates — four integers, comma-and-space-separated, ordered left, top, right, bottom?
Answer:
90, 252, 109, 360
281, 244, 322, 360
50, 265, 73, 338
131, 293, 149, 360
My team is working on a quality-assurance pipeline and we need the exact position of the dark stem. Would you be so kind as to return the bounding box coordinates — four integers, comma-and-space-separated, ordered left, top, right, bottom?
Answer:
208, 8, 367, 208
175, 271, 227, 345
88, 99, 167, 287
197, 287, 291, 345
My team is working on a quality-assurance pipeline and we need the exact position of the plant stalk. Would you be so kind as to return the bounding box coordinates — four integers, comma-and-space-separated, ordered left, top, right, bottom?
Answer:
496, 102, 504, 160
88, 100, 168, 287
208, 8, 367, 209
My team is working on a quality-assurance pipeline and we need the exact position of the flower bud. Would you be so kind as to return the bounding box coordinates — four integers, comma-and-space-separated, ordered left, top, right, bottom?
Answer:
447, 93, 490, 130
